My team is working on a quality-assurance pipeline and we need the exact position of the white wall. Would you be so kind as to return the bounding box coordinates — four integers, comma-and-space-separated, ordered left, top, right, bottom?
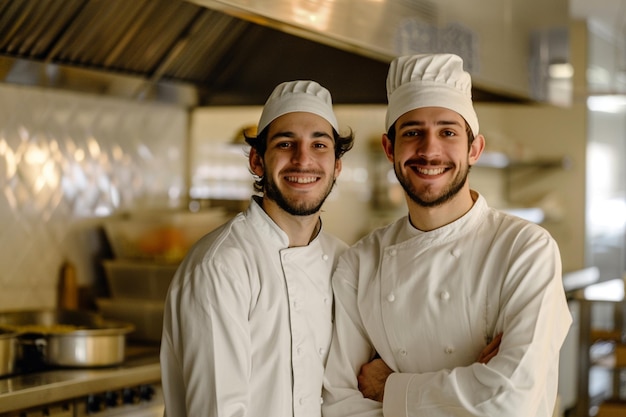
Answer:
475, 102, 587, 272
0, 83, 188, 310
190, 101, 586, 273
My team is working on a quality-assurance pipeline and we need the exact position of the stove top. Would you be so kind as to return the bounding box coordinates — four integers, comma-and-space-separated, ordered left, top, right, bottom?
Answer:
0, 343, 161, 414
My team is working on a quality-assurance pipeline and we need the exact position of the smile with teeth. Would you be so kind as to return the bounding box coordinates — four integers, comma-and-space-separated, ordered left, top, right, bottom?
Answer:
286, 176, 319, 184
416, 167, 446, 175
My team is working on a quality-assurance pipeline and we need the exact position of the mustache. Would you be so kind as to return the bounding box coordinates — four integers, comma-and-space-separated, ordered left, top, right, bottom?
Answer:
280, 169, 323, 176
404, 157, 449, 167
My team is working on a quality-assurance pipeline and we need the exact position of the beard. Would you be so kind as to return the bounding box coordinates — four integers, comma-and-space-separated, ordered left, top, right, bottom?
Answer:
264, 173, 336, 216
394, 159, 469, 208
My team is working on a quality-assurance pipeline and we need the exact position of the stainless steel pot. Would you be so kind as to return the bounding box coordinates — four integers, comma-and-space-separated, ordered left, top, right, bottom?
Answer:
0, 309, 134, 368
0, 328, 17, 376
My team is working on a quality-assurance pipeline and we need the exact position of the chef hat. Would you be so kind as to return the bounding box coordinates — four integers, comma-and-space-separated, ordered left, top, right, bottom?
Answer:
257, 80, 339, 134
385, 53, 479, 136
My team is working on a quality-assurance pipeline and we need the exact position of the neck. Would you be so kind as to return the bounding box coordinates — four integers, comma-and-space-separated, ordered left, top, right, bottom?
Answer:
407, 189, 477, 232
260, 198, 322, 247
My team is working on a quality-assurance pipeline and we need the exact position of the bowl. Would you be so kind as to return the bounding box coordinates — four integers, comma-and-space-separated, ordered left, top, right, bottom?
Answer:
103, 208, 229, 263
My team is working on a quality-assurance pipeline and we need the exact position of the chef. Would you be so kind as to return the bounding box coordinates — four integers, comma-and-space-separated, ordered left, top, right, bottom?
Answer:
322, 53, 572, 417
160, 80, 354, 417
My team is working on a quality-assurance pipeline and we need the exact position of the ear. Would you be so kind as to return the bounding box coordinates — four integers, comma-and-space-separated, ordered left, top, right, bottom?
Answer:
249, 147, 264, 177
469, 134, 486, 166
382, 133, 394, 163
334, 158, 342, 180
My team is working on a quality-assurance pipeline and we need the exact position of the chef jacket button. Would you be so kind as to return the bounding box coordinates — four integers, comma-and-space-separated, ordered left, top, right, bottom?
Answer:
440, 291, 450, 300
299, 398, 305, 405
320, 397, 324, 405
322, 254, 329, 261
399, 348, 407, 356
444, 346, 455, 354
387, 293, 395, 302
293, 301, 298, 309
451, 249, 460, 257
319, 347, 326, 356
389, 249, 397, 256
324, 297, 330, 305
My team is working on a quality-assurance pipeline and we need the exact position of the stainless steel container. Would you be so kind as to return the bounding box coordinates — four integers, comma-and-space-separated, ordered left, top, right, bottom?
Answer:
0, 309, 134, 367
0, 329, 17, 376
44, 322, 133, 367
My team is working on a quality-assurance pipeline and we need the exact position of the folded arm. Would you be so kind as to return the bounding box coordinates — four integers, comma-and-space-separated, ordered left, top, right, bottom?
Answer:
358, 334, 503, 402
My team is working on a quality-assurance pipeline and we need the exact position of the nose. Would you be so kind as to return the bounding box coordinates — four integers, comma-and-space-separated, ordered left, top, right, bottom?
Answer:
417, 132, 441, 158
291, 143, 311, 165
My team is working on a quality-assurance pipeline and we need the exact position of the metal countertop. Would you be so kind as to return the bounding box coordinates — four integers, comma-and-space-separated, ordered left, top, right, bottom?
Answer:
0, 344, 160, 413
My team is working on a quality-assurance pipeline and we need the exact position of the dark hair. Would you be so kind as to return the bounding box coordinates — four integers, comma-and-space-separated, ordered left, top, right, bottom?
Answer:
244, 125, 355, 193
386, 119, 475, 150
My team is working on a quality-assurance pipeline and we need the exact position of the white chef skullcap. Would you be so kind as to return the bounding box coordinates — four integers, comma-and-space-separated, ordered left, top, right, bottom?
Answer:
257, 80, 339, 134
385, 53, 479, 136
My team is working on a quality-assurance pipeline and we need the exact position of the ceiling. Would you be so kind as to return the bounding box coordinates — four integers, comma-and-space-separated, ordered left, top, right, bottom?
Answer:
0, 0, 391, 106
0, 0, 547, 107
2, 0, 621, 106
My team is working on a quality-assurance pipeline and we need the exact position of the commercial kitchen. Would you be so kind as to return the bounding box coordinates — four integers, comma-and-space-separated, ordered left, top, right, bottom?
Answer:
0, 0, 624, 416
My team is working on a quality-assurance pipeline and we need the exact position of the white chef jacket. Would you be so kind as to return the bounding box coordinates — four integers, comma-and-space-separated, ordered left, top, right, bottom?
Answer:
322, 192, 572, 417
160, 196, 347, 417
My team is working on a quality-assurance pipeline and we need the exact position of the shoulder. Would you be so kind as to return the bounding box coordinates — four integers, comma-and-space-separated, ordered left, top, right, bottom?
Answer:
186, 214, 246, 260
318, 231, 349, 253
352, 216, 408, 251
166, 214, 269, 304
489, 208, 554, 241
337, 217, 407, 268
171, 213, 260, 285
483, 209, 561, 268
470, 193, 556, 249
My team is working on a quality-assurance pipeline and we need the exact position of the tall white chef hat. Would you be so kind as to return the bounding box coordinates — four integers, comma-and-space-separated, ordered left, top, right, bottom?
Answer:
257, 80, 339, 134
385, 53, 479, 136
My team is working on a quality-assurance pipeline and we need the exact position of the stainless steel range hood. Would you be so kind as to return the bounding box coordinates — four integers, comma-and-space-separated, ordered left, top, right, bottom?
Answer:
0, 0, 565, 106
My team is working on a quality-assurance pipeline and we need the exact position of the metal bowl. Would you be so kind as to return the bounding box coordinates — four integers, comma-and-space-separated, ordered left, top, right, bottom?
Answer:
0, 309, 134, 368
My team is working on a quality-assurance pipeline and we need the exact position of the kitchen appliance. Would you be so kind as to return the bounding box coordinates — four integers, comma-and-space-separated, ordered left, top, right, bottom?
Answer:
0, 385, 164, 416
0, 342, 163, 417
0, 0, 553, 108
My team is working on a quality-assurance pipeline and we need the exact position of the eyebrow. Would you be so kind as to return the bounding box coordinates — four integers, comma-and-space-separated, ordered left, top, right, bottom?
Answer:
268, 130, 333, 141
398, 120, 463, 129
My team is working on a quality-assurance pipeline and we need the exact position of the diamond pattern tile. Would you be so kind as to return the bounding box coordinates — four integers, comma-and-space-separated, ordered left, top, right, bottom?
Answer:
0, 84, 187, 310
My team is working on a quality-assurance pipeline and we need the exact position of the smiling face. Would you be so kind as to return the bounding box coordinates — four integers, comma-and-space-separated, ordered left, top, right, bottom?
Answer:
383, 107, 484, 209
250, 112, 341, 217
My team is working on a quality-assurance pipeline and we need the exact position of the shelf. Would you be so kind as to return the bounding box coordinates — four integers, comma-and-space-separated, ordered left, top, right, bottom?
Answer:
474, 152, 572, 207
597, 401, 626, 417
474, 151, 572, 170
575, 278, 626, 417
590, 341, 626, 369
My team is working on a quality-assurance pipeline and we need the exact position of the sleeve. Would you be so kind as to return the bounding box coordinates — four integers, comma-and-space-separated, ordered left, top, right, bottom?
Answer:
322, 252, 384, 417
382, 235, 573, 417
160, 249, 252, 417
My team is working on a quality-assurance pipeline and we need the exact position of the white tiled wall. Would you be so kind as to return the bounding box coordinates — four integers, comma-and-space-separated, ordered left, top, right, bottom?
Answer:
0, 84, 188, 311
0, 83, 587, 312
